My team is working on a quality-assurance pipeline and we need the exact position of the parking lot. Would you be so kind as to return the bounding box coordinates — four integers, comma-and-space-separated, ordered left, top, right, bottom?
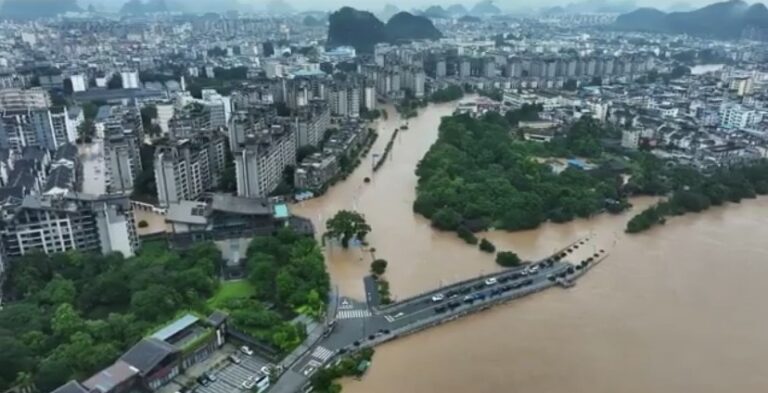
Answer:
196, 354, 271, 393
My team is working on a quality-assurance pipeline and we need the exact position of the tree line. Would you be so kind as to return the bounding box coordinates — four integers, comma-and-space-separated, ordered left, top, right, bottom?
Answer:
626, 161, 768, 233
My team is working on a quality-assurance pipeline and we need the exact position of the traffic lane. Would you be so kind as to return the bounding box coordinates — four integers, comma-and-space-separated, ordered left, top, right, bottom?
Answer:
380, 263, 568, 316
376, 261, 568, 314
378, 265, 570, 324
387, 275, 564, 329
376, 264, 536, 313
372, 238, 589, 313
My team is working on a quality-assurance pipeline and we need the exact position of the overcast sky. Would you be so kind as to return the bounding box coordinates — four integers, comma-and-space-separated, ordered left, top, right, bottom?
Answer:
90, 0, 733, 13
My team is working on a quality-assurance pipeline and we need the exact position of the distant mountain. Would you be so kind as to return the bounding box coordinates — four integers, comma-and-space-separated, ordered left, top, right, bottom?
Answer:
386, 12, 444, 40
614, 7, 666, 30
328, 7, 442, 53
302, 15, 325, 27
422, 5, 450, 18
120, 0, 168, 14
328, 7, 389, 53
615, 0, 768, 39
0, 0, 81, 19
470, 0, 501, 15
447, 4, 469, 16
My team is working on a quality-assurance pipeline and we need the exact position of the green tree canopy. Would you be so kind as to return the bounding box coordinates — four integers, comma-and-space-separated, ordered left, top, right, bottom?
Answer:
325, 210, 371, 248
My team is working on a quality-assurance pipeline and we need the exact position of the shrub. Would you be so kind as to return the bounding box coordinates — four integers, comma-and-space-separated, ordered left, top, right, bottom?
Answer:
479, 238, 496, 253
457, 226, 478, 245
496, 251, 521, 267
138, 220, 149, 228
370, 259, 388, 276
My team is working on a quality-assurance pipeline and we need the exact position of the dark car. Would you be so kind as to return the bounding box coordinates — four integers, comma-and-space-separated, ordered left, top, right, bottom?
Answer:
435, 306, 447, 313
196, 376, 210, 387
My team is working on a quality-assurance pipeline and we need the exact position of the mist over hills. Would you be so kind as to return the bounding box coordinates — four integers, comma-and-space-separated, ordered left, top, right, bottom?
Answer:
616, 0, 768, 39
0, 0, 80, 19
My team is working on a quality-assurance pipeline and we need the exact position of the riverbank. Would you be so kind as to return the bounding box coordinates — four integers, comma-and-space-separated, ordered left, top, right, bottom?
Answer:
294, 100, 768, 393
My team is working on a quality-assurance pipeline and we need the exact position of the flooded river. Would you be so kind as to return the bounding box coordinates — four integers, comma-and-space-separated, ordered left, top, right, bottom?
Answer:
293, 101, 768, 393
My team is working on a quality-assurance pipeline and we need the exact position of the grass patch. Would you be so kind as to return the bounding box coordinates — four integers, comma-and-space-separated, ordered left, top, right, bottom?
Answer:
207, 280, 255, 309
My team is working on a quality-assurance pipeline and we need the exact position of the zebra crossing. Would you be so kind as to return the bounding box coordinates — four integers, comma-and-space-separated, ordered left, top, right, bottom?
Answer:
311, 346, 335, 362
336, 309, 372, 319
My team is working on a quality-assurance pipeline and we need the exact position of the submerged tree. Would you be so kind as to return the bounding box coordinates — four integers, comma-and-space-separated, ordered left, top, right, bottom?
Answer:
324, 210, 371, 248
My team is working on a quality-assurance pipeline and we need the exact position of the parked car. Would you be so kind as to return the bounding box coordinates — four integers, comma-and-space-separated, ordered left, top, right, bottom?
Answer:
229, 354, 242, 364
240, 345, 254, 356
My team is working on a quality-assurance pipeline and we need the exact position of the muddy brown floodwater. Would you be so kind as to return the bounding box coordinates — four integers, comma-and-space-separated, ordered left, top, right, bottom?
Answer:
292, 101, 768, 393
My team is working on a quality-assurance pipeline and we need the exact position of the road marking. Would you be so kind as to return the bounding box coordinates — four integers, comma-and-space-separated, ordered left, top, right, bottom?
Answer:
311, 346, 335, 362
336, 309, 372, 319
384, 315, 395, 322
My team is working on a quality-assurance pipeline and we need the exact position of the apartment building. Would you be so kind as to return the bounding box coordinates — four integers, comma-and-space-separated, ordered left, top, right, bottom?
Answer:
294, 102, 330, 148
154, 132, 226, 207
235, 125, 296, 198
1, 193, 139, 258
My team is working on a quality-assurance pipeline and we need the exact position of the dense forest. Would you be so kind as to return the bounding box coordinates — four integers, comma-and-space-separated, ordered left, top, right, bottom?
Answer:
0, 228, 331, 392
0, 242, 221, 392
414, 113, 630, 233
413, 109, 768, 236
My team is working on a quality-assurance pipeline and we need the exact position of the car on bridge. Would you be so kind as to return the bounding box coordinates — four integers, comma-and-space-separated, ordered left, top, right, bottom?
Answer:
431, 294, 445, 303
485, 278, 498, 286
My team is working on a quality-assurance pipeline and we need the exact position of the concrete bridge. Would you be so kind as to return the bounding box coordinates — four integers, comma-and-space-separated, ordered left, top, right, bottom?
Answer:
270, 238, 607, 393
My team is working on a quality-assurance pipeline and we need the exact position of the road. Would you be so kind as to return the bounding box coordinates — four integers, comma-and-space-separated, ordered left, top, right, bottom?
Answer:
267, 238, 604, 393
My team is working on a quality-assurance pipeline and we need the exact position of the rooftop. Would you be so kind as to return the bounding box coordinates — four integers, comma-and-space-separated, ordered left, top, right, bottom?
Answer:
210, 193, 272, 216
166, 200, 209, 225
119, 338, 179, 375
82, 360, 139, 393
151, 313, 200, 342
50, 381, 88, 393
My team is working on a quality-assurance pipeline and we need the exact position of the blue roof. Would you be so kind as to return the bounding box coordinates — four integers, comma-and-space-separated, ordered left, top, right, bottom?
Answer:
151, 314, 199, 341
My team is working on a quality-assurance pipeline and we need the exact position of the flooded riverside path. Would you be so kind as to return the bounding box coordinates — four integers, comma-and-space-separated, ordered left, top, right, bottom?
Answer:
293, 101, 768, 393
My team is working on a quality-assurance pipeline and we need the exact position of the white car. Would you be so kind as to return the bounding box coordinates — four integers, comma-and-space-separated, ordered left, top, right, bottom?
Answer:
260, 366, 271, 375
485, 278, 498, 286
240, 346, 254, 356
431, 294, 445, 302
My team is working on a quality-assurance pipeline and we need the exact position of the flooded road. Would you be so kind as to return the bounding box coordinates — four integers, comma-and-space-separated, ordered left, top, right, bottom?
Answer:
293, 101, 768, 393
